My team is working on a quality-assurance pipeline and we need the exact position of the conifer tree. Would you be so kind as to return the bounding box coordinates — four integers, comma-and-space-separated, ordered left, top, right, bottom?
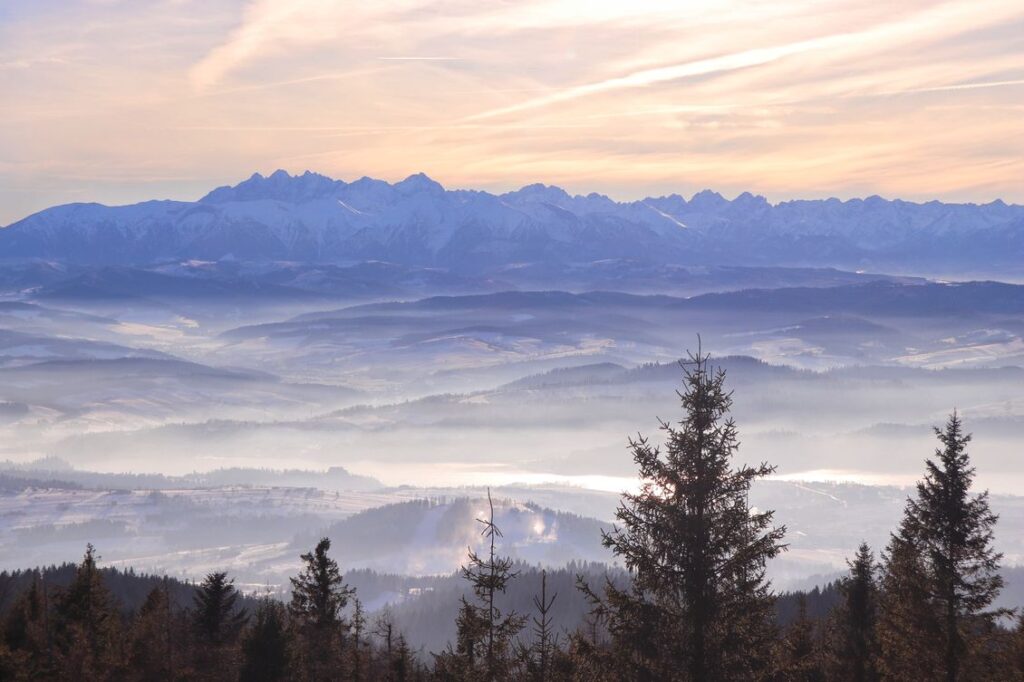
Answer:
826, 542, 879, 682
128, 585, 173, 681
289, 537, 354, 680
239, 598, 291, 682
465, 490, 526, 680
350, 597, 370, 682
441, 594, 487, 677
558, 615, 603, 680
435, 490, 525, 680
191, 571, 246, 680
777, 593, 824, 681
289, 537, 353, 630
527, 570, 558, 682
1, 574, 52, 679
392, 632, 413, 682
890, 413, 1005, 681
593, 349, 786, 680
193, 571, 247, 645
53, 544, 124, 680
876, 522, 944, 679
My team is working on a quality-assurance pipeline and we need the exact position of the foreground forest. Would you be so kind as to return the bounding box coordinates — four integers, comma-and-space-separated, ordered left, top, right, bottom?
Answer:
1, 355, 1022, 681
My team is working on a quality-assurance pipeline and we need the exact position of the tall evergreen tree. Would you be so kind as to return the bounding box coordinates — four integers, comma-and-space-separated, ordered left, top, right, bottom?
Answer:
239, 598, 291, 682
435, 490, 525, 681
289, 537, 354, 680
1, 574, 52, 679
876, 522, 944, 680
289, 537, 353, 630
350, 597, 370, 682
53, 544, 124, 680
826, 542, 879, 682
898, 412, 1005, 681
392, 632, 413, 682
127, 585, 173, 681
192, 571, 247, 680
193, 571, 247, 645
527, 570, 558, 682
593, 349, 786, 680
777, 593, 824, 681
464, 490, 526, 680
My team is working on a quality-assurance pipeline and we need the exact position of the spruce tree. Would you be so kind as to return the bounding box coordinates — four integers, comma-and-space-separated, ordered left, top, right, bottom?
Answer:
527, 570, 558, 682
193, 571, 247, 645
464, 490, 526, 680
289, 537, 354, 680
392, 632, 413, 682
1, 574, 52, 679
53, 544, 124, 680
191, 571, 246, 680
876, 522, 944, 679
435, 490, 525, 680
128, 585, 173, 681
239, 598, 291, 682
289, 537, 353, 630
594, 349, 785, 680
826, 542, 879, 682
900, 412, 1004, 680
350, 597, 370, 682
563, 622, 609, 681
441, 594, 488, 677
778, 593, 824, 681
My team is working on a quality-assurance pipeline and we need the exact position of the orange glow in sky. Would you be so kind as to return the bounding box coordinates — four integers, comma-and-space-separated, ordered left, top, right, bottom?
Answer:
2, 0, 1023, 224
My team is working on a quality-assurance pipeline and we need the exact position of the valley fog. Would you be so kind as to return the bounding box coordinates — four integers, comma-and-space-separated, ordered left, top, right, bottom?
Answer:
4, 277, 1024, 492
2, 266, 1024, 597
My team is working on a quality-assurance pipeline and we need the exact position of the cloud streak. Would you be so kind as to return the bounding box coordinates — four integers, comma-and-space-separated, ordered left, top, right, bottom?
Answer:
879, 78, 1024, 96
466, 36, 842, 120
377, 56, 462, 61
2, 0, 1024, 223
467, 0, 1024, 120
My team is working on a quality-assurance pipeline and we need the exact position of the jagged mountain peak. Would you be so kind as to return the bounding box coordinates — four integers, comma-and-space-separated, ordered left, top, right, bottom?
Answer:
689, 189, 728, 208
502, 182, 572, 204
3, 171, 1022, 273
394, 172, 445, 195
200, 169, 346, 204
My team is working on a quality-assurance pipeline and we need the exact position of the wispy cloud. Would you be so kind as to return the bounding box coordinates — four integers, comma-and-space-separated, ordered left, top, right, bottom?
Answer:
2, 0, 1024, 223
377, 56, 462, 61
466, 37, 841, 120
877, 78, 1024, 96
0, 56, 68, 70
467, 1, 1024, 120
188, 0, 354, 91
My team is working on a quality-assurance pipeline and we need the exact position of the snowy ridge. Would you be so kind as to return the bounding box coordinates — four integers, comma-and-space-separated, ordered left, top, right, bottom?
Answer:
2, 170, 1023, 272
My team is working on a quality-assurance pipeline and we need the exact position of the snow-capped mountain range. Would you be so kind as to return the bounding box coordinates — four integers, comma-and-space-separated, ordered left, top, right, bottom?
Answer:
3, 170, 1022, 273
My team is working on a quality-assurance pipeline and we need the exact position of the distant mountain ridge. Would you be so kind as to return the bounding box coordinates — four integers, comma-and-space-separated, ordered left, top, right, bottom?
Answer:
4, 170, 1022, 273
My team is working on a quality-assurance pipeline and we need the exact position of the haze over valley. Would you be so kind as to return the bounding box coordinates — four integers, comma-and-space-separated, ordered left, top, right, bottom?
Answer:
0, 172, 1023, 606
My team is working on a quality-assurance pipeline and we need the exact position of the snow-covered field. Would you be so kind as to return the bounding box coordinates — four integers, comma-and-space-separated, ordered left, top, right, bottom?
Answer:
2, 476, 1021, 593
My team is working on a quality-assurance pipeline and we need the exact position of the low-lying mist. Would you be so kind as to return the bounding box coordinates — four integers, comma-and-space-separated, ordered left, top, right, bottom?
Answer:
2, 273, 1024, 592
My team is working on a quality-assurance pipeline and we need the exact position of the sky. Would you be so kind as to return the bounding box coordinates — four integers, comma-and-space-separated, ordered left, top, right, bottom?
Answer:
2, 0, 1023, 225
